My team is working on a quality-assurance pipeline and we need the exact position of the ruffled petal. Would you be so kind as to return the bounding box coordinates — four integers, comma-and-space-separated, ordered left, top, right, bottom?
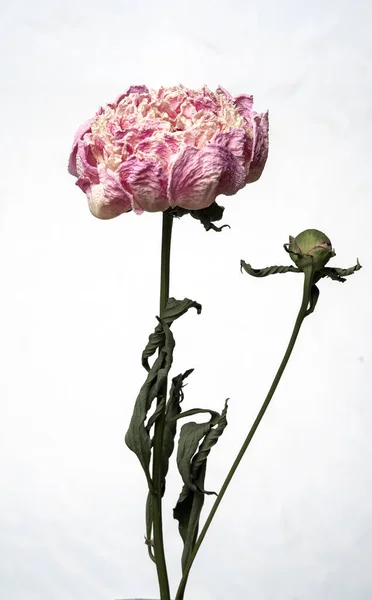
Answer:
87, 165, 133, 219
216, 85, 233, 99
246, 111, 269, 183
75, 137, 99, 184
211, 128, 253, 170
168, 144, 245, 210
68, 119, 93, 176
234, 95, 254, 124
114, 86, 150, 106
119, 157, 169, 213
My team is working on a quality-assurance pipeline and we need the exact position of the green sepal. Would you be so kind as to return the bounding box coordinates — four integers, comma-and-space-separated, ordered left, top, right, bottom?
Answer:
190, 201, 230, 232
166, 201, 230, 232
317, 259, 362, 283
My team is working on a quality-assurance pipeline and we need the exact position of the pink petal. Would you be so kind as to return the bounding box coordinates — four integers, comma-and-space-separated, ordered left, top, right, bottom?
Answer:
68, 119, 93, 176
168, 144, 245, 210
114, 86, 149, 106
75, 138, 99, 184
211, 128, 253, 169
216, 85, 233, 99
136, 137, 176, 164
119, 157, 169, 213
87, 165, 133, 219
234, 95, 254, 124
246, 111, 269, 183
76, 175, 91, 194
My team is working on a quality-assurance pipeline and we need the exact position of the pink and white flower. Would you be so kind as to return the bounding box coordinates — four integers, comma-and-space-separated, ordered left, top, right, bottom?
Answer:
68, 85, 269, 219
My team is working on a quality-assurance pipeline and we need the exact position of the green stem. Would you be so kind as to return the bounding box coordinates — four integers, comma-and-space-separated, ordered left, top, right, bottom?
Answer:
152, 213, 173, 600
175, 267, 314, 600
159, 213, 173, 317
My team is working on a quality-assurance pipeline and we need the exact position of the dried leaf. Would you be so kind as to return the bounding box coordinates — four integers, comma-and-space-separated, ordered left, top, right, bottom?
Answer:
173, 400, 229, 572
162, 369, 194, 484
125, 321, 174, 487
142, 298, 201, 370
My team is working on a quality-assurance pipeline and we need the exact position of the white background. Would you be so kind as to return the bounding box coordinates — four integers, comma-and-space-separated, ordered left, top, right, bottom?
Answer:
1, 0, 371, 598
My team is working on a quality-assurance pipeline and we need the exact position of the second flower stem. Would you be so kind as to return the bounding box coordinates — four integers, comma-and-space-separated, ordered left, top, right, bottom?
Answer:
175, 266, 314, 600
152, 212, 173, 600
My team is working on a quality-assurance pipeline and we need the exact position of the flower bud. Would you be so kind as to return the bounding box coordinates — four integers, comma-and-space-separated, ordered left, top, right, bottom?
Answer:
287, 229, 335, 272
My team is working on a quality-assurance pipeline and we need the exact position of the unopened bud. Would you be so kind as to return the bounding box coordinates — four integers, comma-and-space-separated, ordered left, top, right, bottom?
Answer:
287, 229, 335, 272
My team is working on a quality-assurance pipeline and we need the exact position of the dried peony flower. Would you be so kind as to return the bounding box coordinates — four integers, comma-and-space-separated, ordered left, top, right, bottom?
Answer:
68, 85, 268, 219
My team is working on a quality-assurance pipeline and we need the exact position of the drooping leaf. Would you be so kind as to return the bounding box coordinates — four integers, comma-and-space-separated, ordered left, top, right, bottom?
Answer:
317, 259, 362, 283
125, 320, 175, 488
191, 399, 229, 488
176, 420, 212, 491
161, 369, 194, 485
241, 260, 299, 277
307, 262, 362, 319
142, 298, 201, 370
305, 284, 320, 317
173, 462, 207, 573
173, 400, 229, 572
333, 259, 362, 277
162, 297, 202, 322
169, 407, 220, 423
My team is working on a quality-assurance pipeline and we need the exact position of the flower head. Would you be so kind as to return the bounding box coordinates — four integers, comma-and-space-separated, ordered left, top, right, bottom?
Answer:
68, 85, 268, 219
287, 229, 335, 272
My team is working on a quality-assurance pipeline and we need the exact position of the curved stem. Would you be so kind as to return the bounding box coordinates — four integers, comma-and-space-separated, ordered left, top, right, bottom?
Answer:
175, 267, 314, 600
152, 213, 173, 600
